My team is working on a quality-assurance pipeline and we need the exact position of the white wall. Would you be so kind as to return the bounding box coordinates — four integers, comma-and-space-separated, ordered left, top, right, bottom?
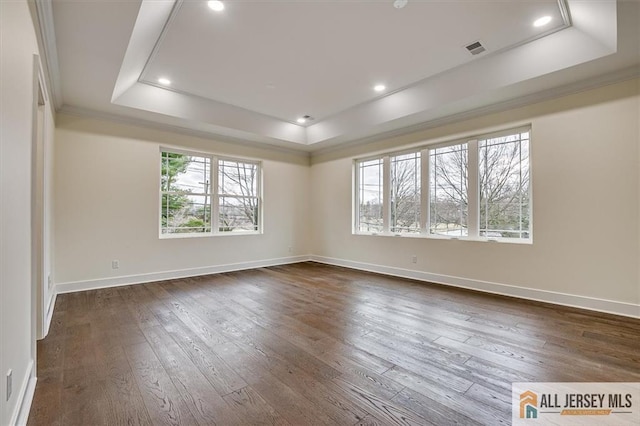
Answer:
311, 79, 640, 316
1, 0, 55, 424
43, 98, 56, 330
32, 83, 56, 340
54, 114, 311, 291
54, 80, 639, 318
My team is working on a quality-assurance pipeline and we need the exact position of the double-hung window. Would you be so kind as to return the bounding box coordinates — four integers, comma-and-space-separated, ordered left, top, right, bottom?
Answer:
218, 159, 260, 232
160, 149, 261, 236
354, 127, 531, 242
478, 132, 530, 239
429, 143, 468, 237
390, 152, 421, 234
356, 158, 384, 233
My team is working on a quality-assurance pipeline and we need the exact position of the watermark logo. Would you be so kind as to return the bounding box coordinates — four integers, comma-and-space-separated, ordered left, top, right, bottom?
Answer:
512, 382, 640, 425
520, 390, 538, 419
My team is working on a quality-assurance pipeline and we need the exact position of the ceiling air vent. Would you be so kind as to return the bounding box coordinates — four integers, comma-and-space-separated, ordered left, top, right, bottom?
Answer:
465, 41, 486, 55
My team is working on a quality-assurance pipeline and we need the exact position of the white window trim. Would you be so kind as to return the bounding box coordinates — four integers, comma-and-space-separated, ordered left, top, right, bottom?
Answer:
419, 148, 429, 236
159, 147, 263, 238
353, 126, 532, 244
382, 155, 390, 235
467, 139, 479, 237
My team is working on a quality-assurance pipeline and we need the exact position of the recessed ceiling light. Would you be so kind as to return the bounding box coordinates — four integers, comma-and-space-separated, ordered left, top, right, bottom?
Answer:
374, 84, 386, 92
297, 115, 313, 124
208, 1, 224, 12
393, 0, 408, 9
158, 77, 171, 85
533, 16, 552, 27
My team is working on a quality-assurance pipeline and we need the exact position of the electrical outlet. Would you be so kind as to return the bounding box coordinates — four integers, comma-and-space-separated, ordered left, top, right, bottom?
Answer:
288, 246, 293, 253
111, 260, 119, 269
47, 275, 53, 290
411, 255, 417, 264
6, 369, 12, 401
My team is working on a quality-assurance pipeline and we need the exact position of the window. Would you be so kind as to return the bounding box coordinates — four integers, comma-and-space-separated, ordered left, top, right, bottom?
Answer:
479, 131, 530, 239
354, 127, 531, 242
218, 160, 260, 232
161, 151, 212, 234
160, 149, 261, 236
391, 152, 421, 234
430, 144, 467, 237
356, 158, 384, 233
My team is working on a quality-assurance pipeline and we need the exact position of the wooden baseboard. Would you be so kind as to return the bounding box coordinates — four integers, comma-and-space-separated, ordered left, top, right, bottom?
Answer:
310, 255, 640, 319
53, 254, 639, 318
10, 360, 36, 426
55, 256, 311, 294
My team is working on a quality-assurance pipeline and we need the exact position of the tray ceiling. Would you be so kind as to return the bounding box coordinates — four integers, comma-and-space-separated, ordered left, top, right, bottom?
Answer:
139, 0, 566, 123
43, 0, 639, 152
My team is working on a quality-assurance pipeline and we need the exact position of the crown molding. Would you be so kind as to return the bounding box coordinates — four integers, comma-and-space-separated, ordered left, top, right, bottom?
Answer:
34, 0, 63, 109
57, 105, 312, 159
311, 65, 640, 158
58, 64, 638, 161
59, 65, 637, 160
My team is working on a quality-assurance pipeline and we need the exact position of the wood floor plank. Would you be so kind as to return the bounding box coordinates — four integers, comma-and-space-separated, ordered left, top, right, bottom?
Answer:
153, 311, 248, 395
62, 323, 94, 369
463, 382, 511, 414
355, 414, 391, 425
385, 369, 509, 425
223, 386, 291, 426
92, 339, 153, 426
124, 341, 199, 426
142, 324, 245, 425
60, 365, 110, 426
261, 331, 405, 400
463, 334, 638, 381
117, 285, 162, 329
26, 369, 63, 426
191, 310, 371, 425
581, 329, 640, 352
211, 341, 340, 425
332, 376, 432, 425
461, 356, 536, 393
36, 336, 64, 374
28, 262, 640, 426
345, 334, 475, 393
543, 336, 640, 371
432, 336, 576, 381
391, 387, 482, 426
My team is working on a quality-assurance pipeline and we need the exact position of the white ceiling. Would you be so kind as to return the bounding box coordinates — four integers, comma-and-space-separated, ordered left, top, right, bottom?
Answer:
140, 0, 565, 123
43, 0, 639, 152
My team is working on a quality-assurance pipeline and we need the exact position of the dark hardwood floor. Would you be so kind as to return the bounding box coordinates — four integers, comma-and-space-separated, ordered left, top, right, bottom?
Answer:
28, 262, 640, 425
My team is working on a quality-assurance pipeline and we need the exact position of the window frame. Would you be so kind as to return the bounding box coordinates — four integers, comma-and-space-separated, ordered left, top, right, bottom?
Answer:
353, 126, 532, 244
477, 131, 531, 240
389, 150, 422, 235
428, 140, 471, 238
159, 147, 263, 238
353, 155, 387, 235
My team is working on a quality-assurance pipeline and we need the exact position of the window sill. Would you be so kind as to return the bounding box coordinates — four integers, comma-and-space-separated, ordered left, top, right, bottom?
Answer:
352, 232, 532, 245
160, 230, 262, 239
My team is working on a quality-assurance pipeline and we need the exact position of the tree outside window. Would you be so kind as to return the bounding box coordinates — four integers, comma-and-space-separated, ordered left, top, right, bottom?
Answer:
160, 150, 261, 236
354, 128, 531, 241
